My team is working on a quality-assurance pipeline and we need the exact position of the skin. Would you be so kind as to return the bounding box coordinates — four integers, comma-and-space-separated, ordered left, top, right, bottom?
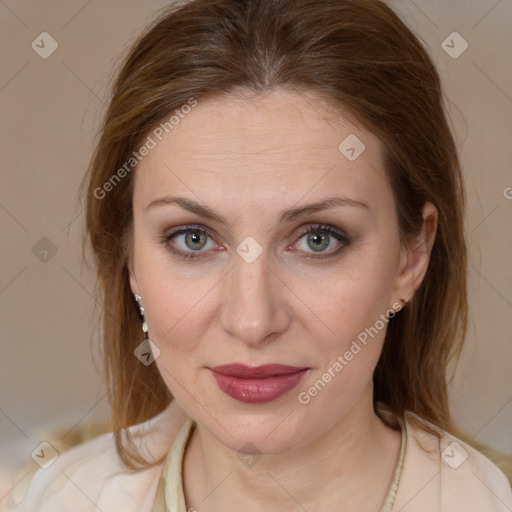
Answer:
129, 89, 438, 511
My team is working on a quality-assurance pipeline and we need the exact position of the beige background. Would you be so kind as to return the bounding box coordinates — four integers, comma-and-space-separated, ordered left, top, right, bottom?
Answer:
1, 0, 511, 502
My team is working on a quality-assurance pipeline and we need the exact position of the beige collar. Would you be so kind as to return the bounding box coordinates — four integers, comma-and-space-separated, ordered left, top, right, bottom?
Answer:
152, 413, 406, 512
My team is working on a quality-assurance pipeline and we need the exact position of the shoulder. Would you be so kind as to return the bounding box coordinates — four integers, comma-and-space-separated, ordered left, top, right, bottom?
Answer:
394, 411, 512, 512
7, 400, 190, 512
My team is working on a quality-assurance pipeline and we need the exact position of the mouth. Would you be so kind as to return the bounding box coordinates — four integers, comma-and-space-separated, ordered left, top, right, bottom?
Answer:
208, 364, 309, 403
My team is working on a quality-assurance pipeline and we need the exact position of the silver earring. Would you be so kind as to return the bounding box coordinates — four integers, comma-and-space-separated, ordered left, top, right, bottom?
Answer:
134, 294, 149, 336
133, 294, 160, 365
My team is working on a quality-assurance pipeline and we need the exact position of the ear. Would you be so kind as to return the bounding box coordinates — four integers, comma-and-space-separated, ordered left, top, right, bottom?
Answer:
128, 255, 140, 296
392, 201, 438, 303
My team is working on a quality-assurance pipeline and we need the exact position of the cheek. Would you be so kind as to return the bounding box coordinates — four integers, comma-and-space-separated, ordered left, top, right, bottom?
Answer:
134, 246, 223, 359
304, 244, 399, 383
313, 261, 396, 343
295, 273, 393, 417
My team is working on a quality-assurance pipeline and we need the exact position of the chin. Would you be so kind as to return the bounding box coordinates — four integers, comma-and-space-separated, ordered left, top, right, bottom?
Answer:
206, 410, 313, 455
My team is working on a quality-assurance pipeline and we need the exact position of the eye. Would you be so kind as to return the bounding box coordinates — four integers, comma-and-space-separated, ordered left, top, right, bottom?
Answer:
160, 223, 349, 261
292, 224, 349, 259
161, 225, 220, 260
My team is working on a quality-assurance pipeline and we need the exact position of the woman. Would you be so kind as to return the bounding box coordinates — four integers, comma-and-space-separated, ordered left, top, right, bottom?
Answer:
10, 0, 512, 511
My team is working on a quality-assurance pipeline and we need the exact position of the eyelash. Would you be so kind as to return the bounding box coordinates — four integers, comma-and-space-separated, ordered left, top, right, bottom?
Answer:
159, 223, 350, 261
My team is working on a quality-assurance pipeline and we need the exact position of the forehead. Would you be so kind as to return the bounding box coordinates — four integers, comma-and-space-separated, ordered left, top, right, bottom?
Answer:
133, 89, 390, 213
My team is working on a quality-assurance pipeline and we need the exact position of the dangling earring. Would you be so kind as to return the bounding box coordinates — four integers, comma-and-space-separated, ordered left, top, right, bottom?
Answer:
134, 294, 149, 335
133, 294, 160, 365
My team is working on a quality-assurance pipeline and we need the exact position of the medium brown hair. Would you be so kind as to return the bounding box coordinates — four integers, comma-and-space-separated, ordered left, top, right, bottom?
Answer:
82, 0, 467, 469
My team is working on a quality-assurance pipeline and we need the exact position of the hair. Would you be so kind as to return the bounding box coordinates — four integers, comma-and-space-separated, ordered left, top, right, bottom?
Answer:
82, 0, 469, 469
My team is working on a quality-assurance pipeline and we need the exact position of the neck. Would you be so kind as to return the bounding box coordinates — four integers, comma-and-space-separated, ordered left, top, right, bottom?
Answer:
183, 384, 401, 512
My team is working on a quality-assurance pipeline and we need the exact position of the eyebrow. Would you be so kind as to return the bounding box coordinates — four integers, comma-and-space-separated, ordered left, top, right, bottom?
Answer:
145, 195, 369, 226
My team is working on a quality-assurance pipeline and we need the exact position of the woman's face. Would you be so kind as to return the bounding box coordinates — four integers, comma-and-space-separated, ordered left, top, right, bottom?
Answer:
129, 89, 422, 454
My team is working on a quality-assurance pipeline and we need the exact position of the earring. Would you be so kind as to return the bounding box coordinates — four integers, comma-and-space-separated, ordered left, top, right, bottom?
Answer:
133, 294, 160, 365
134, 294, 148, 334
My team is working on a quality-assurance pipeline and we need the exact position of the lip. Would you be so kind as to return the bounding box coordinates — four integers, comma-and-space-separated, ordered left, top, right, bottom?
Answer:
209, 364, 309, 403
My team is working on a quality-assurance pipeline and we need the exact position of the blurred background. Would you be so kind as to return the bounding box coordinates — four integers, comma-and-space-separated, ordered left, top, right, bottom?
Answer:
1, 0, 511, 505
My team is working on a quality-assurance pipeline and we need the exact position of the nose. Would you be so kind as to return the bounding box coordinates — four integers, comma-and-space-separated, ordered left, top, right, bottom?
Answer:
221, 246, 291, 348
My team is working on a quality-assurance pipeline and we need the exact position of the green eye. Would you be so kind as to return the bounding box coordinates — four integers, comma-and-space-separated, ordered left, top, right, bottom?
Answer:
162, 225, 217, 260
181, 229, 209, 250
293, 224, 349, 259
161, 223, 349, 262
306, 231, 330, 251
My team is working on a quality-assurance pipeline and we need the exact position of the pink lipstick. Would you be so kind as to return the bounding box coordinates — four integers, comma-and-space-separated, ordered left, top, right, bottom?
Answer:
209, 364, 308, 403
